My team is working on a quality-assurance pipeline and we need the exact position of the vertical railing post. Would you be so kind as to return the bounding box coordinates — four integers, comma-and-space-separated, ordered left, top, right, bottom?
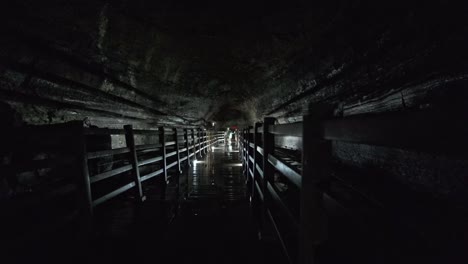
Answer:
124, 125, 145, 202
251, 122, 261, 202
174, 127, 182, 206
197, 128, 202, 158
174, 128, 182, 174
200, 129, 203, 154
241, 129, 244, 172
261, 117, 275, 238
159, 127, 167, 200
191, 128, 196, 160
75, 121, 93, 234
245, 127, 251, 183
243, 128, 247, 177
300, 114, 330, 264
204, 130, 208, 154
184, 128, 191, 167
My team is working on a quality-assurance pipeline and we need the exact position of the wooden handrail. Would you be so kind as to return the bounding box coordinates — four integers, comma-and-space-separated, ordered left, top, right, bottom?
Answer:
78, 124, 222, 224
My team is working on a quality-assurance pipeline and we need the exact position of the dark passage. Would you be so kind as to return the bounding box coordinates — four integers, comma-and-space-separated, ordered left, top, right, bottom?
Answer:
1, 1, 468, 263
84, 139, 284, 264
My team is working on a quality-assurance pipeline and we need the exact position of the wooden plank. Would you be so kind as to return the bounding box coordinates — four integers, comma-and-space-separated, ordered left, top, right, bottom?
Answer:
255, 181, 264, 201
322, 109, 468, 154
268, 154, 302, 188
267, 209, 293, 264
90, 164, 133, 183
84, 128, 125, 135
256, 164, 264, 178
257, 146, 264, 156
135, 143, 162, 151
138, 156, 163, 167
92, 182, 135, 207
267, 182, 299, 229
269, 122, 303, 137
131, 129, 159, 135
166, 151, 177, 157
140, 168, 164, 182
167, 161, 178, 169
87, 147, 130, 160
165, 141, 176, 146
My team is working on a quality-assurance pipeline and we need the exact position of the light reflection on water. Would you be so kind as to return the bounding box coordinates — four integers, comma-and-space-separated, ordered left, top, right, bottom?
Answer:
187, 140, 245, 201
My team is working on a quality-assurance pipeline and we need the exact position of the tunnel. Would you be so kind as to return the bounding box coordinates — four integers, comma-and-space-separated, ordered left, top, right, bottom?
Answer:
1, 1, 468, 263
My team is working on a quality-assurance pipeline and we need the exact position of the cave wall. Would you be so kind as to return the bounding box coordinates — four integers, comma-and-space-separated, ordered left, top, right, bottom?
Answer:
0, 1, 467, 202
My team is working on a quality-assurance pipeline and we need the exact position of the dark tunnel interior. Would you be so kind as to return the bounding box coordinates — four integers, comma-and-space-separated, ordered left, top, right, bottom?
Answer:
1, 1, 468, 263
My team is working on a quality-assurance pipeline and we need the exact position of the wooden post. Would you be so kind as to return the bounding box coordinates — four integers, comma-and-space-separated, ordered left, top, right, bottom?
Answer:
300, 115, 330, 264
261, 117, 275, 238
245, 127, 251, 183
191, 128, 196, 160
204, 130, 208, 154
242, 128, 248, 175
75, 121, 93, 233
174, 127, 181, 205
251, 122, 261, 202
174, 128, 182, 173
184, 128, 191, 167
124, 125, 145, 202
241, 129, 245, 173
159, 127, 167, 200
197, 128, 202, 158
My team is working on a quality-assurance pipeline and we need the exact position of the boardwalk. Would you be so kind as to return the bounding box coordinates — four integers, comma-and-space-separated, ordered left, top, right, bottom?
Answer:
91, 138, 284, 264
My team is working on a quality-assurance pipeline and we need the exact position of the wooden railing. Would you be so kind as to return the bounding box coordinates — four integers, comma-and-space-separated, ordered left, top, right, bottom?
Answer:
76, 123, 225, 223
240, 109, 466, 263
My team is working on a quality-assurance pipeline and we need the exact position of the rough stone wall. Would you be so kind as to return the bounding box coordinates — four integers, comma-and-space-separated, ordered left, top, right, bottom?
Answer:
1, 1, 467, 129
0, 0, 467, 201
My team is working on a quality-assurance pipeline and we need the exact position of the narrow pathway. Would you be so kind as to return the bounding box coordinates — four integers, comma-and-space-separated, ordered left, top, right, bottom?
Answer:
150, 139, 284, 264
77, 139, 285, 264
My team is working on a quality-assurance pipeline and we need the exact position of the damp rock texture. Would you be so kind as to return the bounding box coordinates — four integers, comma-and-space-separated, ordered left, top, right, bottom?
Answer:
0, 1, 467, 129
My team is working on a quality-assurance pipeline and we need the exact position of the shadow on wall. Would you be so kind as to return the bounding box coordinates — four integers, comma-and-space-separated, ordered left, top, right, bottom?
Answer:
0, 102, 23, 200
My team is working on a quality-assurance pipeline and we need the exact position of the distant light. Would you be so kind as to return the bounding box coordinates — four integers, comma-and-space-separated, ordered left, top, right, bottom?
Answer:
212, 122, 216, 126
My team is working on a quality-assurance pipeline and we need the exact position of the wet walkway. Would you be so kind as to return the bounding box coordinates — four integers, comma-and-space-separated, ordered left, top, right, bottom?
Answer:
89, 139, 285, 264
152, 139, 275, 264
9, 139, 285, 263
